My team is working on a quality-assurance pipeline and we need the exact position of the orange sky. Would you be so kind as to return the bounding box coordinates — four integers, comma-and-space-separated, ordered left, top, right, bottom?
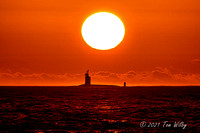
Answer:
0, 0, 200, 86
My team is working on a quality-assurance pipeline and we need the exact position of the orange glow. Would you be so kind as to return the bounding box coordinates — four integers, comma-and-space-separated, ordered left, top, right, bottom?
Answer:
0, 0, 200, 86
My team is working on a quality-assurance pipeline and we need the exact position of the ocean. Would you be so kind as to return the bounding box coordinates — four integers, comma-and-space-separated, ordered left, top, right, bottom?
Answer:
0, 86, 199, 132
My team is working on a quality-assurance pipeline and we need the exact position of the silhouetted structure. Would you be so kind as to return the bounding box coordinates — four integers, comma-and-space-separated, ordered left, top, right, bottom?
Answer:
124, 82, 126, 87
85, 70, 91, 86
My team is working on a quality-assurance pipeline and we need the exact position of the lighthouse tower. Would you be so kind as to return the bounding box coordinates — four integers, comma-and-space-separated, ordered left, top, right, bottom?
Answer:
85, 70, 91, 86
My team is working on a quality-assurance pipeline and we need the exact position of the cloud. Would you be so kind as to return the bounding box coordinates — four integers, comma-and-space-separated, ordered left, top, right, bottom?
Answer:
90, 68, 200, 85
0, 72, 84, 86
125, 71, 137, 79
192, 59, 200, 63
93, 71, 113, 77
151, 68, 172, 81
0, 68, 199, 86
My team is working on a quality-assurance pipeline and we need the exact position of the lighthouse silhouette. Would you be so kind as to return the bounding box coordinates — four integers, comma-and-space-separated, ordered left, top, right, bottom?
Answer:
85, 70, 91, 86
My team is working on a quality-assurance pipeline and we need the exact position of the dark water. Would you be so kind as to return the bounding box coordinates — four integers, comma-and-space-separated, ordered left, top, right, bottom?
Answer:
0, 86, 199, 132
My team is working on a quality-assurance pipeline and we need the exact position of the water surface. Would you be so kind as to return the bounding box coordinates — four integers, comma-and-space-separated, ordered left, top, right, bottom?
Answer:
0, 86, 199, 132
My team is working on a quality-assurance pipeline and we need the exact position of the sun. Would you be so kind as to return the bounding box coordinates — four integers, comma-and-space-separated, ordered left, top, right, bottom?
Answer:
81, 12, 125, 50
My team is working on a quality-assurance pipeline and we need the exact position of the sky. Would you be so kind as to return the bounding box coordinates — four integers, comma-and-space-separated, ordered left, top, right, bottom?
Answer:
0, 0, 200, 86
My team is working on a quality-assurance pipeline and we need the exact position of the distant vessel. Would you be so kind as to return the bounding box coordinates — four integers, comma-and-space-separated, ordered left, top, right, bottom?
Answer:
85, 70, 91, 86
124, 82, 126, 87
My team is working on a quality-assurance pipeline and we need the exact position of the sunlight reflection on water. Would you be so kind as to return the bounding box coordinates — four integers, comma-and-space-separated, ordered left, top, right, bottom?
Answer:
0, 86, 199, 132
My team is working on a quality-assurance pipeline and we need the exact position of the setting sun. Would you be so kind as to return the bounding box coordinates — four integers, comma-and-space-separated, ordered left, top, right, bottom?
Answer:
0, 0, 200, 132
81, 12, 125, 50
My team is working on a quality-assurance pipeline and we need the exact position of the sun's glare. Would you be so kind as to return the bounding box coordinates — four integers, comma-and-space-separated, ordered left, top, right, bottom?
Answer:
81, 12, 125, 50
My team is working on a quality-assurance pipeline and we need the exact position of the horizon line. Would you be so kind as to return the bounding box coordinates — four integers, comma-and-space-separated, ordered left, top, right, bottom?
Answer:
0, 85, 199, 87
